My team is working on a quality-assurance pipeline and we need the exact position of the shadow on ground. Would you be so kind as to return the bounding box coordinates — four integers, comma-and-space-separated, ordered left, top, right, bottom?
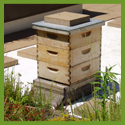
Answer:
82, 9, 107, 18
76, 81, 120, 103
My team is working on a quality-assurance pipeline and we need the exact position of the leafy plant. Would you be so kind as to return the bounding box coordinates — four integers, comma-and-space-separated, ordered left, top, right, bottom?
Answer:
4, 70, 34, 106
74, 65, 121, 121
90, 65, 120, 121
4, 69, 54, 119
4, 100, 48, 121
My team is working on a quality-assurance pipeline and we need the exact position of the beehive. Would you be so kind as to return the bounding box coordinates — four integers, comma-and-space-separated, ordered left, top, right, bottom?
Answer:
32, 12, 105, 106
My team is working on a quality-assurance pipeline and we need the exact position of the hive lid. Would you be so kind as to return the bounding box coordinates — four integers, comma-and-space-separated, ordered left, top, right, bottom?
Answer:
32, 18, 105, 35
44, 12, 90, 26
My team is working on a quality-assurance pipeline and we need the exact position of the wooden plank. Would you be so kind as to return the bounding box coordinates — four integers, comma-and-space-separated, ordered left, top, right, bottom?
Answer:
108, 4, 121, 12
17, 47, 37, 60
38, 61, 70, 85
4, 35, 37, 53
38, 41, 101, 67
33, 78, 66, 94
93, 11, 121, 21
70, 27, 101, 49
44, 12, 90, 26
108, 17, 121, 28
69, 22, 104, 35
33, 19, 104, 35
32, 77, 98, 106
83, 4, 117, 12
71, 41, 101, 66
38, 57, 100, 85
70, 57, 100, 83
65, 76, 96, 93
37, 30, 69, 49
38, 44, 69, 67
4, 56, 18, 68
32, 25, 69, 35
33, 76, 96, 94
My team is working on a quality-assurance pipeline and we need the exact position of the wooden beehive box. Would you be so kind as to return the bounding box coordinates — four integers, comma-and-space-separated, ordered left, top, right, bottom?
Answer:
32, 12, 105, 106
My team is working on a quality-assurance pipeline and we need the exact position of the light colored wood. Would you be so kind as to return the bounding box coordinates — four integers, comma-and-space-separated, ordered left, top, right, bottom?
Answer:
44, 12, 90, 26
4, 35, 37, 53
33, 78, 99, 106
33, 78, 66, 94
32, 25, 69, 35
94, 11, 121, 21
33, 21, 104, 35
38, 41, 100, 67
17, 47, 37, 60
65, 77, 96, 92
71, 41, 101, 66
70, 27, 101, 49
33, 76, 96, 94
38, 61, 70, 85
38, 57, 100, 84
32, 21, 104, 35
70, 57, 100, 83
108, 17, 121, 28
70, 22, 104, 35
4, 56, 18, 68
38, 44, 69, 67
33, 77, 97, 106
37, 30, 69, 49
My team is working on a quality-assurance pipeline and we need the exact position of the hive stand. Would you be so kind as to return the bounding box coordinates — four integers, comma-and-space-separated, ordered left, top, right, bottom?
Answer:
32, 12, 105, 107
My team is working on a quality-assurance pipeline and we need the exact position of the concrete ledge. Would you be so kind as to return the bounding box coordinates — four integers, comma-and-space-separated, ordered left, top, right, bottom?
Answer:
4, 4, 82, 35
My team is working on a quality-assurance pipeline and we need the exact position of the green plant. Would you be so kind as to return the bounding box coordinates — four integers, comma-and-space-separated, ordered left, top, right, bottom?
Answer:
90, 65, 120, 121
4, 100, 48, 121
4, 69, 54, 121
74, 65, 121, 121
4, 69, 54, 118
4, 69, 35, 106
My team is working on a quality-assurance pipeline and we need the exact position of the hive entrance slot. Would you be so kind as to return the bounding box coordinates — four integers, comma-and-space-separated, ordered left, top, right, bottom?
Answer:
82, 31, 91, 37
82, 48, 91, 54
81, 65, 90, 71
47, 50, 58, 56
46, 33, 58, 39
47, 67, 59, 73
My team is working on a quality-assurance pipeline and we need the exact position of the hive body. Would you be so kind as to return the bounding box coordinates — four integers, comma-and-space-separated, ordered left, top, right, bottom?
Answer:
32, 12, 105, 106
37, 27, 101, 85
